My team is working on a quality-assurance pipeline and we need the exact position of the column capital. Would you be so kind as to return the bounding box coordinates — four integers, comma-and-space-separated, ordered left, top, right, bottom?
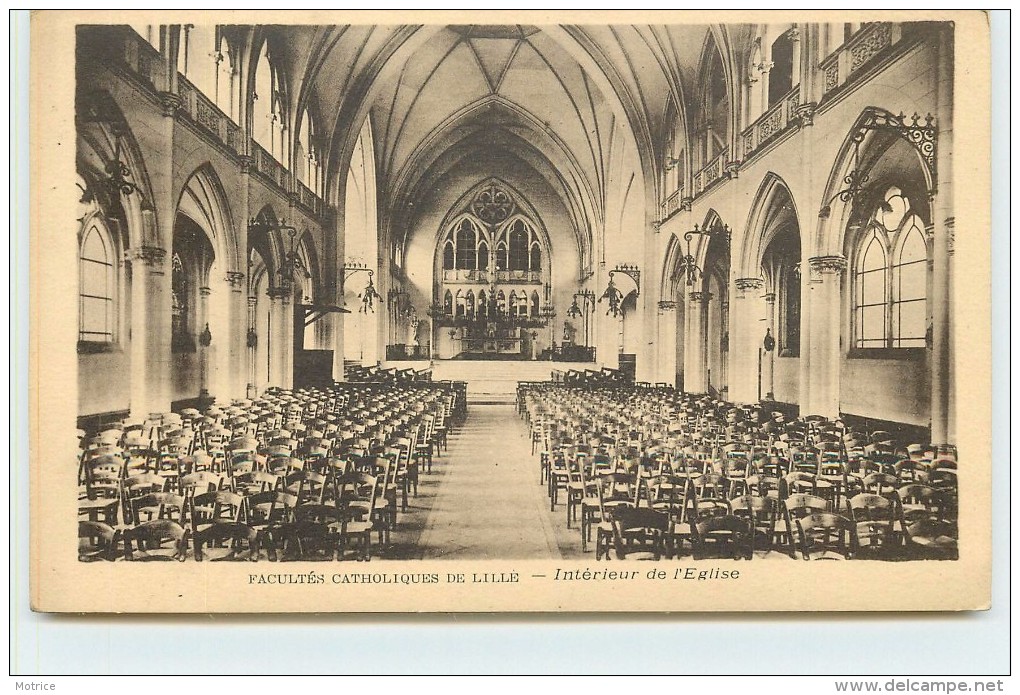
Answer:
158, 92, 182, 118
225, 271, 246, 290
795, 101, 817, 127
130, 245, 166, 266
657, 300, 678, 311
689, 291, 713, 303
763, 292, 777, 304
239, 155, 254, 175
267, 284, 293, 301
808, 255, 848, 274
247, 295, 259, 308
734, 277, 764, 293
944, 216, 956, 255
199, 286, 212, 297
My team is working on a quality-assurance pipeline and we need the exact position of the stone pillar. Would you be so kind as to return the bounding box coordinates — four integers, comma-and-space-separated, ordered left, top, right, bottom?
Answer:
762, 292, 777, 401
684, 291, 711, 394
128, 245, 170, 418
266, 285, 292, 389
225, 271, 246, 401
729, 277, 765, 404
197, 285, 212, 400
789, 26, 802, 86
930, 26, 954, 446
246, 294, 258, 398
803, 255, 846, 418
656, 301, 678, 386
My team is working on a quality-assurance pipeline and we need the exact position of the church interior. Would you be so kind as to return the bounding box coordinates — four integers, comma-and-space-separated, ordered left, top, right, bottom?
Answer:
74, 20, 959, 562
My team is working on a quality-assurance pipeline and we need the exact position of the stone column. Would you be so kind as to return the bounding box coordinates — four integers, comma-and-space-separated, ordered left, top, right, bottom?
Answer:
762, 292, 777, 401
729, 277, 765, 404
684, 291, 711, 394
225, 271, 246, 401
197, 285, 212, 402
930, 25, 954, 446
656, 301, 678, 386
266, 285, 292, 389
803, 255, 846, 418
246, 294, 258, 397
128, 245, 170, 418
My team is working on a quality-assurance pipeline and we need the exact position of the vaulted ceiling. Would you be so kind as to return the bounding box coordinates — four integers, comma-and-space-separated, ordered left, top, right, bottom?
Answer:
261, 21, 756, 257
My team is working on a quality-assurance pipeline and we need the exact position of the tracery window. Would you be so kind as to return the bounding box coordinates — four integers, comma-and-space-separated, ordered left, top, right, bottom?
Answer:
852, 187, 930, 350
79, 221, 116, 344
181, 25, 236, 121
253, 39, 286, 163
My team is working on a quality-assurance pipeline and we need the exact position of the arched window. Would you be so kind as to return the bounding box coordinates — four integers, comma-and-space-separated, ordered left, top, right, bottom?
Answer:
478, 240, 489, 271
508, 290, 518, 317
442, 241, 455, 270
852, 187, 929, 350
443, 290, 453, 315
768, 30, 795, 106
496, 290, 506, 316
495, 241, 508, 271
296, 108, 322, 196
171, 251, 189, 346
508, 221, 529, 271
701, 43, 730, 163
79, 222, 116, 344
893, 218, 928, 347
455, 220, 477, 271
530, 242, 541, 273
855, 231, 887, 348
253, 39, 286, 162
530, 291, 540, 317
455, 290, 465, 317
181, 26, 236, 122
465, 291, 475, 318
478, 290, 488, 319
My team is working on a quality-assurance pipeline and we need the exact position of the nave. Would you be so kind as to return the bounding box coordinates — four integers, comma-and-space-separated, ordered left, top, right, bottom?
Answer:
78, 372, 958, 563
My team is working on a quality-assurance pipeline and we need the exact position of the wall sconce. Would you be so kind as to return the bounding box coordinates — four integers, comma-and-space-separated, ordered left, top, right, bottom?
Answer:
599, 274, 623, 317
358, 274, 382, 314
677, 222, 730, 287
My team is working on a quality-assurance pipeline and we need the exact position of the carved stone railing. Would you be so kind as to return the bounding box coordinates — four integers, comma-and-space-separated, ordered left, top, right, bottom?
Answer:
692, 149, 727, 198
741, 86, 801, 159
98, 27, 327, 218
252, 142, 288, 190
659, 188, 683, 221
296, 180, 322, 216
819, 22, 898, 99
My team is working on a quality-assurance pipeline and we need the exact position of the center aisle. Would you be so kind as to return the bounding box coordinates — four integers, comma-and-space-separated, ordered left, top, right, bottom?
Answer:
419, 404, 564, 560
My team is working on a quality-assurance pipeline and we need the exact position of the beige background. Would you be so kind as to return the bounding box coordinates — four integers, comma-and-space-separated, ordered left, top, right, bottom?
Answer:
29, 9, 993, 614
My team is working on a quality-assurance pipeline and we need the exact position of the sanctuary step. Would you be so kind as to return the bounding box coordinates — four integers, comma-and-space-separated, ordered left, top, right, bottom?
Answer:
383, 359, 595, 404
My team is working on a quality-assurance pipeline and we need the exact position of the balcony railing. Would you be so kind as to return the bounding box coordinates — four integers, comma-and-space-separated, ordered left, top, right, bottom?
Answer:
692, 148, 727, 198
819, 22, 897, 99
741, 86, 801, 160
442, 269, 490, 283
252, 142, 289, 190
99, 27, 327, 218
495, 269, 542, 283
659, 188, 683, 221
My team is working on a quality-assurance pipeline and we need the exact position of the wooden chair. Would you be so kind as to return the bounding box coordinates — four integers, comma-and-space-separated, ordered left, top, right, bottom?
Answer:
193, 522, 261, 562
691, 514, 753, 561
611, 507, 669, 560
78, 520, 120, 562
123, 519, 189, 561
795, 512, 857, 560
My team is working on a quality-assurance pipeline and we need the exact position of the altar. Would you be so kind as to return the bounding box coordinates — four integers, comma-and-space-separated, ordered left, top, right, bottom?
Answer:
454, 324, 524, 357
